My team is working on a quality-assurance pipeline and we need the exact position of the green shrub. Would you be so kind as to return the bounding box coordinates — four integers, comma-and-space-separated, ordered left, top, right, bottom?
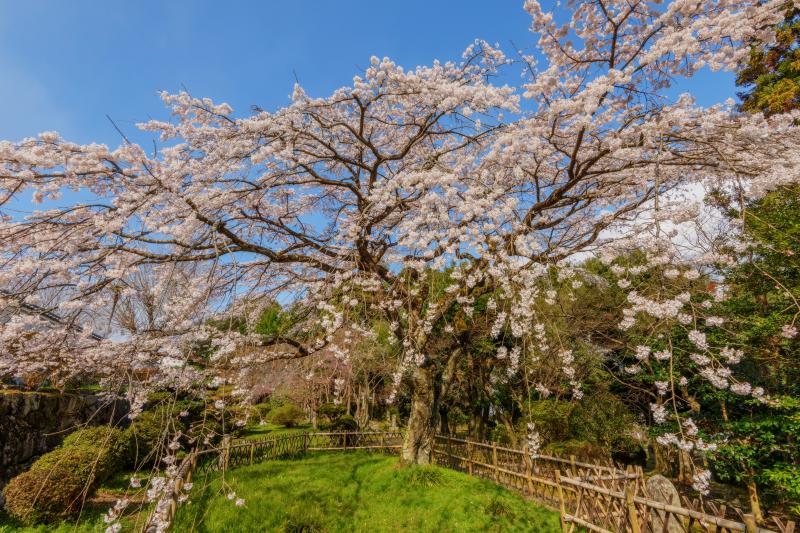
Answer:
490, 423, 514, 445
254, 402, 272, 420
762, 464, 800, 516
2, 427, 129, 524
522, 395, 642, 462
329, 414, 358, 431
173, 398, 205, 420
317, 403, 346, 423
269, 404, 304, 428
401, 465, 445, 488
145, 390, 173, 406
189, 416, 224, 442
569, 392, 639, 456
526, 400, 574, 443
128, 409, 185, 466
328, 414, 359, 446
543, 440, 606, 462
62, 426, 130, 468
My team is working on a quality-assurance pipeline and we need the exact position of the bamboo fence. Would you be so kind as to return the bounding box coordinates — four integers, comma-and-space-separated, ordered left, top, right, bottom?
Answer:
148, 431, 796, 533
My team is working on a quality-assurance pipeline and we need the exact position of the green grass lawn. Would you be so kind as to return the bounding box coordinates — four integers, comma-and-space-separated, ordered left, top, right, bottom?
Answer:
0, 508, 106, 533
174, 451, 561, 532
235, 422, 312, 441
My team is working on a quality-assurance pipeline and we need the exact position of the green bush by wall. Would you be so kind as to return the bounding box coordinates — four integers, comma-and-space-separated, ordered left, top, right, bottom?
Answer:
2, 426, 128, 525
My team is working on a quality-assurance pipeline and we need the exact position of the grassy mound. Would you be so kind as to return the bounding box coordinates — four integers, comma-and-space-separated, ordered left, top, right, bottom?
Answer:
174, 452, 560, 532
0, 469, 154, 532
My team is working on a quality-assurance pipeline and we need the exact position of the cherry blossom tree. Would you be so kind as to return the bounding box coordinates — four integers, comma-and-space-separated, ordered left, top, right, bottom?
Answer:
1, 0, 799, 469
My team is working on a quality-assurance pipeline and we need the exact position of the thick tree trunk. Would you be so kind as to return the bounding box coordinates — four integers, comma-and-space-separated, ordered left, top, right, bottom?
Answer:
747, 480, 764, 523
401, 348, 461, 465
497, 410, 519, 448
479, 405, 490, 440
309, 399, 318, 429
401, 365, 439, 465
439, 406, 450, 435
355, 384, 370, 429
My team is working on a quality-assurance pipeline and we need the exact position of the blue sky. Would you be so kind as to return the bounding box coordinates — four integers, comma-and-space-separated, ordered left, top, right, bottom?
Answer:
1, 0, 736, 149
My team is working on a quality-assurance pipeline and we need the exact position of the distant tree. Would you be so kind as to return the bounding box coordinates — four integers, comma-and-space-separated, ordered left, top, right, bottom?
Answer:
737, 3, 800, 115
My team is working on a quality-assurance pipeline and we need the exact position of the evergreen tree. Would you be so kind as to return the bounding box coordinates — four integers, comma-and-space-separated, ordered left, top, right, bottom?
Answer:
708, 188, 800, 520
737, 3, 800, 115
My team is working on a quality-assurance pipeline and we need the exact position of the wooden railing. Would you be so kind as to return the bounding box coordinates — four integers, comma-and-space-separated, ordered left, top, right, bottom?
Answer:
430, 435, 794, 533
194, 431, 405, 473
307, 430, 405, 452
431, 434, 637, 509
153, 431, 795, 533
556, 468, 796, 533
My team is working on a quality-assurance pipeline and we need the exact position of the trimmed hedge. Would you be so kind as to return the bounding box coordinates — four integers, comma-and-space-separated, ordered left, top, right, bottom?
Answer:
62, 425, 131, 468
2, 426, 128, 524
269, 403, 304, 428
329, 414, 358, 431
318, 402, 346, 423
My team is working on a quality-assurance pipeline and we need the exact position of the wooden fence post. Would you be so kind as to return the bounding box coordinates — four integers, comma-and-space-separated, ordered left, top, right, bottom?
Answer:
492, 442, 498, 483
636, 465, 645, 495
554, 470, 569, 533
467, 441, 473, 476
625, 484, 642, 533
569, 454, 577, 477
219, 435, 231, 471
249, 443, 255, 465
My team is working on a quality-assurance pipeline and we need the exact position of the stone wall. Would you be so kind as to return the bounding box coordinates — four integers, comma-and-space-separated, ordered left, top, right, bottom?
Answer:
0, 391, 128, 501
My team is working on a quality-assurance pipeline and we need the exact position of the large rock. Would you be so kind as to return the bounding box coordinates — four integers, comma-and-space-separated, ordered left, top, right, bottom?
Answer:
0, 390, 128, 504
646, 474, 683, 533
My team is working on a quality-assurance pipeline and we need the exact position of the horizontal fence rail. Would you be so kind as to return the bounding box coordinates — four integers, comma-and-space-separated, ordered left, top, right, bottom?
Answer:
431, 434, 628, 509
170, 431, 794, 533
195, 431, 406, 474
557, 472, 791, 533
306, 430, 404, 452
